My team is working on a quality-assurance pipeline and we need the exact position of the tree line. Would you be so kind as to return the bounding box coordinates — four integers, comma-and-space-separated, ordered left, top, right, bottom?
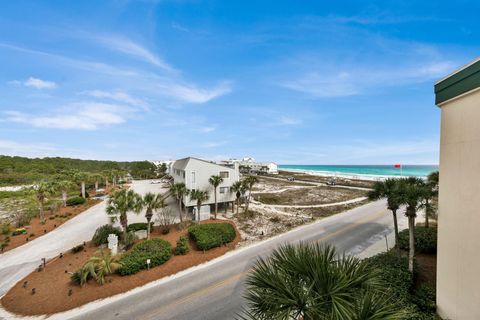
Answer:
0, 155, 162, 185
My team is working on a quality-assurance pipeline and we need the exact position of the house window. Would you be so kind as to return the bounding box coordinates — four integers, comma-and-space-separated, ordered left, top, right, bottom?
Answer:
220, 171, 229, 179
191, 171, 196, 184
182, 171, 185, 178
220, 187, 229, 194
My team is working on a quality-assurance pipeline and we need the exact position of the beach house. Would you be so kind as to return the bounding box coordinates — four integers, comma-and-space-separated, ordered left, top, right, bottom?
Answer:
171, 157, 240, 220
434, 57, 480, 319
219, 158, 278, 175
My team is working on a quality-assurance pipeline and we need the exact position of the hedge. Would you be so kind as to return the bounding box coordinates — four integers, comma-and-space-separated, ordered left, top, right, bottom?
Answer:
118, 239, 172, 276
91, 224, 122, 246
398, 227, 437, 254
366, 252, 437, 319
66, 196, 86, 206
188, 223, 236, 251
127, 222, 153, 233
175, 236, 190, 255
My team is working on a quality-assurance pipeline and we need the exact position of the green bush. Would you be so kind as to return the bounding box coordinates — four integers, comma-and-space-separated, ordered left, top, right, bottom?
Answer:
175, 236, 190, 255
398, 227, 437, 254
66, 196, 87, 206
127, 222, 153, 233
412, 284, 436, 313
71, 244, 85, 253
1, 223, 10, 235
118, 239, 172, 276
188, 223, 236, 251
91, 224, 122, 246
123, 231, 136, 249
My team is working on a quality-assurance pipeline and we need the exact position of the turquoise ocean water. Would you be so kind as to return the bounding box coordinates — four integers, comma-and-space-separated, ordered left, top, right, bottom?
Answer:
279, 165, 438, 179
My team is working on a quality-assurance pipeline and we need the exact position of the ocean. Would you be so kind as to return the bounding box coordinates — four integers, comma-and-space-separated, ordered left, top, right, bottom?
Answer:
278, 165, 438, 180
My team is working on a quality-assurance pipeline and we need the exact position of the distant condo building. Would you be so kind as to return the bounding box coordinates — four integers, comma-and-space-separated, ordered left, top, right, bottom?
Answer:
435, 57, 480, 319
218, 157, 278, 175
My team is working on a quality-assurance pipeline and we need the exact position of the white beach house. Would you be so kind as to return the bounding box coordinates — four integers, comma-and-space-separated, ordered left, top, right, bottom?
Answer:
219, 157, 278, 175
171, 157, 240, 220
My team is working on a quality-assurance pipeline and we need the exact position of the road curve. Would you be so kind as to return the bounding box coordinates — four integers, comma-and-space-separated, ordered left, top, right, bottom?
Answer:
1, 199, 402, 320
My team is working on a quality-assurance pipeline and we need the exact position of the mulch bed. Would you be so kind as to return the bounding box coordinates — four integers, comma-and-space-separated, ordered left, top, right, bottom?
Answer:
1, 219, 240, 316
415, 253, 437, 289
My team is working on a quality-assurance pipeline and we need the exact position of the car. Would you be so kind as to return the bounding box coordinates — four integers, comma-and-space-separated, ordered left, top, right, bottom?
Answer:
326, 180, 336, 186
287, 177, 295, 182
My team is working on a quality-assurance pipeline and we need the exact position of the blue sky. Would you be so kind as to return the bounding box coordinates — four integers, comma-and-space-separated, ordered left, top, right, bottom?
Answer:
0, 0, 478, 164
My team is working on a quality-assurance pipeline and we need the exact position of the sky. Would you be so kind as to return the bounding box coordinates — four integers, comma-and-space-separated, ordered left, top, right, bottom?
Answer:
0, 0, 478, 165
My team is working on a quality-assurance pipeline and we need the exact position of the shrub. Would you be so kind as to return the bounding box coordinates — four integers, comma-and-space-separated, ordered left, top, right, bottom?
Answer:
127, 222, 153, 233
188, 223, 236, 251
1, 223, 10, 235
118, 239, 172, 276
71, 244, 85, 253
175, 236, 190, 255
398, 227, 437, 254
66, 197, 86, 206
412, 284, 436, 313
123, 231, 136, 249
91, 224, 122, 246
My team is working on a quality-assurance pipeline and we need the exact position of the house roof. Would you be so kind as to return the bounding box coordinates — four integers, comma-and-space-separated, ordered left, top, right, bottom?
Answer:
172, 157, 232, 170
435, 57, 480, 105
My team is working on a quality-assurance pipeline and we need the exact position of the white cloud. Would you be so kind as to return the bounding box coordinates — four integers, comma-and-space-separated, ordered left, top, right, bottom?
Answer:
94, 36, 175, 72
81, 90, 148, 109
8, 77, 57, 89
159, 81, 232, 103
199, 126, 216, 133
5, 102, 131, 130
279, 116, 302, 125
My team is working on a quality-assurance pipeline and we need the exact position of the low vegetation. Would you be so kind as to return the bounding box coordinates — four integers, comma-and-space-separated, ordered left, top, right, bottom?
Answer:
91, 224, 123, 246
175, 236, 190, 255
66, 196, 86, 206
188, 223, 236, 251
126, 222, 153, 233
118, 239, 172, 276
398, 227, 437, 254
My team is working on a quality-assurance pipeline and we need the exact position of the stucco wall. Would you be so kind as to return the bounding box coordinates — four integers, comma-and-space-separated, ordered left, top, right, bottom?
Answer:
437, 88, 480, 319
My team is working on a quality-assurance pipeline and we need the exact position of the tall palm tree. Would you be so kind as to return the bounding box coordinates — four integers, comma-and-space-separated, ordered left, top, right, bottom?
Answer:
74, 171, 90, 198
33, 181, 57, 221
142, 192, 165, 239
231, 181, 245, 214
106, 189, 143, 240
102, 170, 111, 189
189, 189, 209, 221
176, 183, 189, 222
243, 176, 258, 214
398, 177, 426, 273
240, 242, 402, 320
55, 179, 75, 207
368, 179, 402, 256
209, 175, 224, 219
421, 171, 439, 228
91, 173, 103, 192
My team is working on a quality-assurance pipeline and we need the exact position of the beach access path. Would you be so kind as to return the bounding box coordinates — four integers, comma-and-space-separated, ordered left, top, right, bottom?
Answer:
0, 198, 411, 320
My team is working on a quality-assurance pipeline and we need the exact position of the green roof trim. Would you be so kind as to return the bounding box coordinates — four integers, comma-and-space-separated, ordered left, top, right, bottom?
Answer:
435, 58, 480, 105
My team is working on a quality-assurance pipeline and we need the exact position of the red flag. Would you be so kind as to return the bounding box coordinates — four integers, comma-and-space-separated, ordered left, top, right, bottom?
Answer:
394, 164, 401, 168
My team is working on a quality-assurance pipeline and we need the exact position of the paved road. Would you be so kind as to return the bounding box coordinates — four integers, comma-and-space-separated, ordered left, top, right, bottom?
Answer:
27, 199, 405, 320
0, 181, 166, 298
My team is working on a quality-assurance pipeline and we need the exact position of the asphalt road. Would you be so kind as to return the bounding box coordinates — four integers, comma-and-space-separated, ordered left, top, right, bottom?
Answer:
51, 199, 401, 320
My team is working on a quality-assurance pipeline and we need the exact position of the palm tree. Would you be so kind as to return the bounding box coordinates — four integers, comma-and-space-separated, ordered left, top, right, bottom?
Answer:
33, 181, 57, 221
176, 183, 190, 222
231, 181, 245, 214
189, 189, 209, 221
74, 171, 90, 198
88, 250, 122, 285
209, 175, 224, 219
368, 179, 402, 256
106, 189, 143, 240
102, 170, 110, 189
240, 242, 402, 319
91, 173, 103, 192
398, 177, 426, 273
143, 192, 165, 239
421, 171, 439, 228
55, 179, 75, 207
243, 176, 258, 214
